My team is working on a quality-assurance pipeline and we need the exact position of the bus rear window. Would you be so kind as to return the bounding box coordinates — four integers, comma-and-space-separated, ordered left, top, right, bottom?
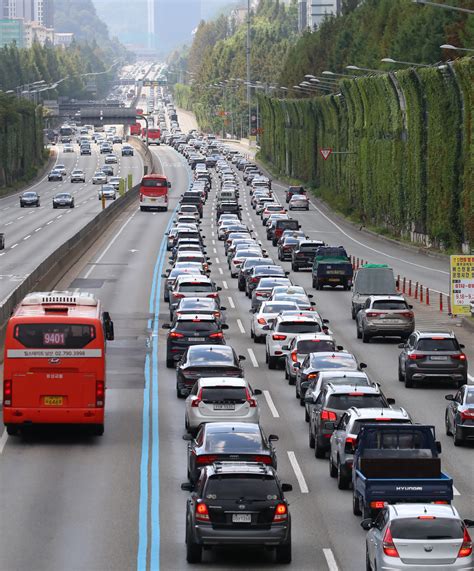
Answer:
141, 179, 167, 187
14, 324, 96, 348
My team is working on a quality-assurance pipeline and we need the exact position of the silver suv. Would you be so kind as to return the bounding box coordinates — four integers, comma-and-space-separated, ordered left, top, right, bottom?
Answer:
356, 295, 414, 343
362, 504, 474, 571
329, 407, 411, 489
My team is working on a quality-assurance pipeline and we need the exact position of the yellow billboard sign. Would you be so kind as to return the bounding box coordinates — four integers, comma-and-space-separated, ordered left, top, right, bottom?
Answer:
450, 255, 474, 315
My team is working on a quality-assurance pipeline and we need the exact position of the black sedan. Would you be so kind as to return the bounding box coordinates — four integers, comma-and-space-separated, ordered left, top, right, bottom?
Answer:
184, 422, 279, 483
163, 314, 228, 369
52, 192, 74, 209
19, 191, 40, 207
176, 345, 246, 398
445, 384, 474, 445
48, 169, 63, 181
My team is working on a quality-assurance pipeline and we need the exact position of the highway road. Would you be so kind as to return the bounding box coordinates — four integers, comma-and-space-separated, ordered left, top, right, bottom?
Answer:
0, 137, 144, 304
0, 135, 472, 570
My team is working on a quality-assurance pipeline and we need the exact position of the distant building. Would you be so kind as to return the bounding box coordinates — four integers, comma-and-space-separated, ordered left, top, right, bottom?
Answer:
1, 0, 52, 26
34, 0, 53, 27
306, 0, 340, 30
298, 0, 307, 32
24, 19, 53, 46
54, 31, 73, 48
0, 17, 24, 46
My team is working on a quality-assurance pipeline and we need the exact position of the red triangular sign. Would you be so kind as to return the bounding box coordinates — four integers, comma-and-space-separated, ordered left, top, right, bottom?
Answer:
320, 148, 332, 160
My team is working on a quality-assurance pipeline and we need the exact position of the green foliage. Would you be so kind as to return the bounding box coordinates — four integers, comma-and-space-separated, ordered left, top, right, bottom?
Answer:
0, 93, 45, 189
260, 59, 474, 250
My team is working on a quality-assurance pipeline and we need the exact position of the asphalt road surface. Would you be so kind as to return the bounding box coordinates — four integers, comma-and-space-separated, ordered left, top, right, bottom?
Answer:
0, 142, 472, 571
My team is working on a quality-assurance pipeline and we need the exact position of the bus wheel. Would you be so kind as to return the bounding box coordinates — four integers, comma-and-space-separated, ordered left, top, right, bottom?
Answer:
91, 424, 104, 436
6, 425, 19, 436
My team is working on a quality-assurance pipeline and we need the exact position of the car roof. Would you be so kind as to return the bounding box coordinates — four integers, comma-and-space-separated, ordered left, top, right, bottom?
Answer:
415, 330, 456, 339
207, 462, 275, 477
388, 504, 459, 519
345, 407, 410, 420
276, 315, 318, 323
176, 313, 217, 322
198, 377, 247, 387
294, 333, 333, 341
318, 371, 368, 379
175, 275, 211, 284
368, 295, 406, 302
325, 384, 381, 395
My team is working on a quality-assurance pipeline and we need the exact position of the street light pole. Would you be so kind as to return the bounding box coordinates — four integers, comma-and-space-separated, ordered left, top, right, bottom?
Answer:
412, 0, 474, 14
440, 44, 474, 53
246, 0, 251, 139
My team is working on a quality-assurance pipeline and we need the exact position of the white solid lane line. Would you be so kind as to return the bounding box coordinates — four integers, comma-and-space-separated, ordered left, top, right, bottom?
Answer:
247, 348, 259, 368
287, 451, 309, 493
323, 548, 339, 571
236, 319, 246, 334
263, 390, 280, 418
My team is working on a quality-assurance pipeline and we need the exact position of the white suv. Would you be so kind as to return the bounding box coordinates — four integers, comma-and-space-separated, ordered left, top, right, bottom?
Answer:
265, 315, 324, 369
184, 377, 262, 434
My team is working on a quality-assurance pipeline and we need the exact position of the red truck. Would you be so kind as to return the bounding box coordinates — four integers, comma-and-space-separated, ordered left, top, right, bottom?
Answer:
130, 123, 141, 136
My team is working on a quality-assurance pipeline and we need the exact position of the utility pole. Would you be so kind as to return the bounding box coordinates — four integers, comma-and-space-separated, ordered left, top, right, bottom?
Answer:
246, 0, 251, 139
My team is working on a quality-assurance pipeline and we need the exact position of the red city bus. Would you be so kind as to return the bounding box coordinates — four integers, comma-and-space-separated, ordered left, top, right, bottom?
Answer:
130, 122, 141, 136
142, 127, 161, 145
3, 291, 114, 436
139, 174, 171, 211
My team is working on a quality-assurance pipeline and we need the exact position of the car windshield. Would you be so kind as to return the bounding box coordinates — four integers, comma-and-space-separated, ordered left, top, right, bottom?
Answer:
175, 321, 218, 334
178, 283, 213, 293
55, 194, 70, 199
261, 303, 298, 313
297, 339, 332, 352
416, 338, 459, 351
205, 431, 262, 451
372, 300, 408, 310
352, 418, 411, 434
205, 475, 280, 500
390, 518, 464, 540
201, 387, 247, 403
23, 193, 36, 197
327, 394, 385, 410
278, 321, 320, 333
465, 390, 474, 405
309, 354, 357, 369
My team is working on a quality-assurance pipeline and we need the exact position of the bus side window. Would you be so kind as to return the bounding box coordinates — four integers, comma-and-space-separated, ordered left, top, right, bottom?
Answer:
102, 312, 114, 341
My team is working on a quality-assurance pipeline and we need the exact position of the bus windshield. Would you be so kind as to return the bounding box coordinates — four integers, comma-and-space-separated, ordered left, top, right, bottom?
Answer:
141, 178, 167, 187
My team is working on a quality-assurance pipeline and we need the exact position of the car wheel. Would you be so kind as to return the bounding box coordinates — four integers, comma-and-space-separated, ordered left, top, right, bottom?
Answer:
314, 437, 326, 459
329, 455, 337, 478
453, 424, 463, 446
268, 355, 278, 370
186, 531, 202, 564
337, 461, 351, 490
353, 492, 362, 516
362, 330, 371, 344
91, 424, 104, 436
308, 428, 315, 448
166, 357, 175, 369
404, 373, 414, 388
305, 407, 310, 422
6, 425, 19, 436
292, 264, 298, 272
456, 379, 465, 389
275, 537, 291, 564
356, 322, 362, 339
284, 367, 289, 380
250, 328, 255, 339
366, 549, 372, 571
351, 306, 356, 320
362, 502, 372, 520
445, 412, 452, 436
398, 365, 404, 382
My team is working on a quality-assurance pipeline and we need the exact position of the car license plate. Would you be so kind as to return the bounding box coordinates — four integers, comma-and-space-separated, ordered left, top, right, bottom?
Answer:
193, 337, 205, 341
214, 404, 235, 410
44, 396, 63, 406
151, 198, 156, 202
430, 355, 448, 361
328, 278, 340, 282
232, 513, 251, 523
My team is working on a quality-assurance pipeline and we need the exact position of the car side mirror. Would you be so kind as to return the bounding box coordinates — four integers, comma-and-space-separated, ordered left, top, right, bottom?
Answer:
310, 302, 316, 306
463, 519, 474, 528
337, 345, 344, 351
304, 394, 314, 404
323, 319, 329, 324
293, 362, 300, 369
387, 398, 396, 405
181, 482, 193, 491
408, 304, 413, 309
216, 286, 222, 291
284, 271, 290, 276
436, 441, 442, 453
445, 394, 455, 401
238, 355, 246, 361
398, 343, 405, 349
281, 483, 293, 492
182, 434, 193, 441
460, 344, 465, 349
308, 294, 314, 299
162, 323, 171, 329
268, 434, 279, 442
221, 324, 229, 330
359, 362, 367, 369
253, 389, 262, 396
361, 519, 374, 531
168, 181, 172, 187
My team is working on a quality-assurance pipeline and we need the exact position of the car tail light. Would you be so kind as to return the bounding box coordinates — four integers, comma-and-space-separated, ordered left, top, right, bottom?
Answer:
382, 527, 399, 558
195, 502, 210, 522
272, 334, 287, 341
408, 353, 425, 360
345, 436, 356, 447
320, 410, 337, 421
196, 454, 218, 465
307, 373, 317, 380
251, 277, 259, 283
461, 410, 474, 420
209, 332, 224, 339
458, 527, 473, 558
273, 503, 288, 522
3, 380, 12, 407
399, 311, 414, 318
213, 311, 221, 318
371, 501, 386, 509
173, 293, 185, 299
96, 380, 105, 407
169, 332, 184, 338
257, 317, 266, 325
207, 293, 218, 298
245, 388, 257, 407
256, 292, 266, 297
291, 351, 298, 362
296, 253, 305, 258
191, 389, 202, 407
366, 311, 381, 317
433, 500, 449, 504
452, 353, 467, 361
253, 455, 272, 464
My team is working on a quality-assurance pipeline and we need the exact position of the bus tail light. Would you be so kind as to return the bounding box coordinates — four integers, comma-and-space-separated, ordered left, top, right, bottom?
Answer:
96, 380, 105, 408
3, 380, 12, 407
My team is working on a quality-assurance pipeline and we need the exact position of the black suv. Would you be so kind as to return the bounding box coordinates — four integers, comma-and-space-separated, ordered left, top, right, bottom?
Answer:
398, 330, 468, 388
163, 314, 228, 368
291, 240, 324, 271
181, 462, 292, 564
